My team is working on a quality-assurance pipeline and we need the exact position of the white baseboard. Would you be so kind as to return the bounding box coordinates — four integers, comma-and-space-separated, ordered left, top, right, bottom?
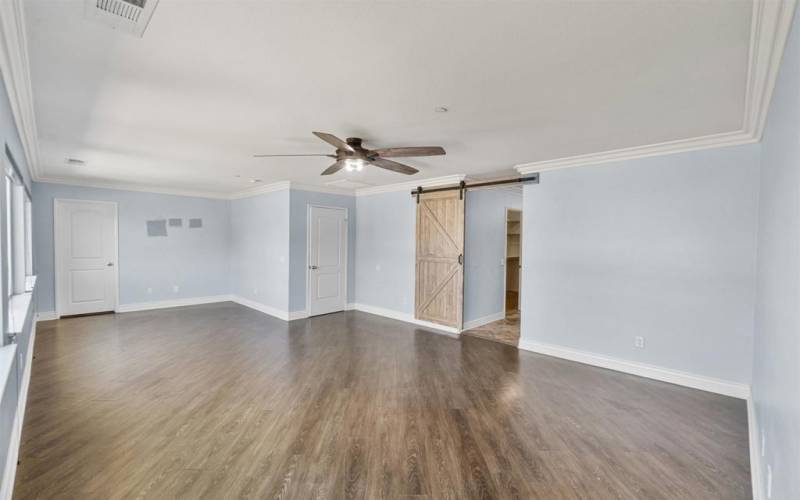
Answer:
115, 295, 231, 313
35, 311, 57, 321
463, 311, 506, 331
747, 397, 763, 500
351, 303, 460, 337
518, 339, 750, 399
287, 303, 357, 321
229, 295, 291, 321
287, 310, 308, 320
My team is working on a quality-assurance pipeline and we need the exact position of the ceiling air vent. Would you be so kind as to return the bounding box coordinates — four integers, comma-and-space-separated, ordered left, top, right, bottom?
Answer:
84, 0, 160, 37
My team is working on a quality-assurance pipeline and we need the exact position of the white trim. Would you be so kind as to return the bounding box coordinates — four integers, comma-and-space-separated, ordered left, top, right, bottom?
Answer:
0, 344, 18, 500
34, 311, 57, 321
0, 0, 40, 180
463, 311, 506, 331
115, 295, 231, 313
748, 397, 763, 500
287, 310, 308, 320
1, 310, 39, 500
355, 174, 467, 197
517, 339, 751, 399
229, 294, 291, 322
744, 0, 799, 141
351, 302, 460, 337
289, 182, 355, 197
228, 181, 292, 200
37, 176, 231, 200
515, 131, 757, 174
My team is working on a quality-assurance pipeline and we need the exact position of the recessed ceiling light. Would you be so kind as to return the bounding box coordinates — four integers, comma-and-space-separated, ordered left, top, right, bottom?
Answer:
434, 106, 449, 113
65, 158, 86, 166
249, 178, 262, 183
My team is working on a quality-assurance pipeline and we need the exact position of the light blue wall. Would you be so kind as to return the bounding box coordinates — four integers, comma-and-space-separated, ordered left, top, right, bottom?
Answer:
464, 188, 522, 323
288, 190, 356, 313
33, 182, 231, 313
520, 144, 760, 384
752, 6, 800, 499
355, 191, 416, 314
229, 190, 290, 312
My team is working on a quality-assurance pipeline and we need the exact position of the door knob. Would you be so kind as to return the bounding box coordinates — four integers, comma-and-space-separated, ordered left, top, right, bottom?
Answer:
309, 265, 318, 270
107, 262, 114, 267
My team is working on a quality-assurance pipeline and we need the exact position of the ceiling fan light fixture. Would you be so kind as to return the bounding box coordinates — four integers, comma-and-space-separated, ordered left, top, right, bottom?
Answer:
344, 158, 365, 172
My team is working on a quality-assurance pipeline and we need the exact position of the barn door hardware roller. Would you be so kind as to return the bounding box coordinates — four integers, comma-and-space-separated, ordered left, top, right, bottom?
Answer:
412, 173, 539, 202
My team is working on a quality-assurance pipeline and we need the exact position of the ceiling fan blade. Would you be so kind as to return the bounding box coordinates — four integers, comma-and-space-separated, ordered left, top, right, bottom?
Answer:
312, 131, 354, 152
253, 153, 336, 158
368, 158, 419, 175
371, 146, 445, 158
321, 160, 346, 176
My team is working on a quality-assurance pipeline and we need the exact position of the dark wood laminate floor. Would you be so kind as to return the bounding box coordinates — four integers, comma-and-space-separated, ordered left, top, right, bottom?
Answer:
15, 302, 751, 499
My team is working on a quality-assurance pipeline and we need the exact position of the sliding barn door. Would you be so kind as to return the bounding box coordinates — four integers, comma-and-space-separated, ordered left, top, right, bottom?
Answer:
415, 191, 464, 329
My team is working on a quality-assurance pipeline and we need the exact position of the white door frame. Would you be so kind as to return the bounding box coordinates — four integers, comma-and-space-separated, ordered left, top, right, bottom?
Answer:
305, 204, 348, 317
54, 199, 120, 318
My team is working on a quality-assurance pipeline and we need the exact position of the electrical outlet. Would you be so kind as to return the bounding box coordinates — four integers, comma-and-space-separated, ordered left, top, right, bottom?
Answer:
253, 287, 259, 295
146, 287, 152, 294
634, 336, 645, 349
767, 464, 772, 498
761, 429, 766, 457
172, 285, 179, 293
376, 264, 381, 271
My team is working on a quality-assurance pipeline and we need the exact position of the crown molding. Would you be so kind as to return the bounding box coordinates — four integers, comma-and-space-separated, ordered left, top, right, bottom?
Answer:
744, 0, 798, 139
517, 0, 797, 176
515, 130, 757, 174
286, 182, 356, 197
228, 180, 291, 199
355, 174, 467, 197
0, 0, 41, 181
229, 180, 355, 199
36, 176, 231, 199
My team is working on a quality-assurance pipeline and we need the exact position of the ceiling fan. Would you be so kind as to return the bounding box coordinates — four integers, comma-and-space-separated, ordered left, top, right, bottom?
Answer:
254, 132, 446, 176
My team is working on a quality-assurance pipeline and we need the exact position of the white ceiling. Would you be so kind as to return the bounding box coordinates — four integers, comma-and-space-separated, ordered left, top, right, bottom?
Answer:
25, 0, 754, 196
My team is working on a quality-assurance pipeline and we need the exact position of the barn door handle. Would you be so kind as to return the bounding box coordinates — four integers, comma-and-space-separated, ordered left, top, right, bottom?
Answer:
458, 254, 463, 265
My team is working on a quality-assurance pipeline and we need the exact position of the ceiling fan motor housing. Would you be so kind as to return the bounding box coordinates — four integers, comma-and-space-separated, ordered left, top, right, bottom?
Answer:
345, 137, 363, 148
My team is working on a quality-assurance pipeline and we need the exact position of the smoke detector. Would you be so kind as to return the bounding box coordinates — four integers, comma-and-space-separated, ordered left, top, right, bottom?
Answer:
84, 0, 160, 37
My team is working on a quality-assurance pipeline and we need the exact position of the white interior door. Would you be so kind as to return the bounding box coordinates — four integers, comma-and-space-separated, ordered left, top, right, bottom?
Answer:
55, 199, 118, 317
308, 206, 347, 317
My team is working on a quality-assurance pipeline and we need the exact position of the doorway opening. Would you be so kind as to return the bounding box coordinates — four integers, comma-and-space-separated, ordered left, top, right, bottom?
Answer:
461, 198, 522, 346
